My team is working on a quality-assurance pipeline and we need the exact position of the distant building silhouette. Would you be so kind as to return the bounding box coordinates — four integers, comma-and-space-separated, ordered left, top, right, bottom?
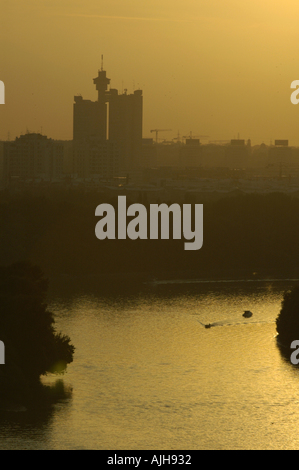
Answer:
268, 140, 292, 177
73, 138, 119, 179
108, 88, 143, 171
179, 138, 202, 168
73, 67, 143, 177
224, 139, 250, 169
73, 69, 110, 142
141, 138, 157, 168
3, 133, 64, 184
73, 96, 107, 142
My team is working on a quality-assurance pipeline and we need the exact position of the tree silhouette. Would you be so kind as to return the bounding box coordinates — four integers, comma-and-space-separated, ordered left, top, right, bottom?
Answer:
276, 285, 299, 345
0, 261, 74, 381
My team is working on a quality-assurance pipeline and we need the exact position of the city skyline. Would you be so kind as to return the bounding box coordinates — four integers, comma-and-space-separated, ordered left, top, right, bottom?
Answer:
1, 1, 299, 145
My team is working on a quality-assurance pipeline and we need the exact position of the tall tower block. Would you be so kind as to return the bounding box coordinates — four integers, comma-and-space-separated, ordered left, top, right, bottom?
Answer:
73, 64, 143, 175
73, 68, 110, 142
93, 70, 110, 102
108, 89, 143, 171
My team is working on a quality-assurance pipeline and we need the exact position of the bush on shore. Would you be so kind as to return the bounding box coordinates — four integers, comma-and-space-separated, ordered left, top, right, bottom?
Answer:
0, 261, 75, 387
276, 285, 299, 346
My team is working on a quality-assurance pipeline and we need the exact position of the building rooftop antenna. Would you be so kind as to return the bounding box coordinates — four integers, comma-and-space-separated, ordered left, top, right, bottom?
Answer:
101, 54, 104, 72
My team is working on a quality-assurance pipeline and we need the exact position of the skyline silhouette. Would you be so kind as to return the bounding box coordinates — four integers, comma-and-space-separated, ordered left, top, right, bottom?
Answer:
1, 1, 299, 145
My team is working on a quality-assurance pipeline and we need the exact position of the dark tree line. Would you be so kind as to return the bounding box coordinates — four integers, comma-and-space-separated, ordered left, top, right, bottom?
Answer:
0, 189, 299, 279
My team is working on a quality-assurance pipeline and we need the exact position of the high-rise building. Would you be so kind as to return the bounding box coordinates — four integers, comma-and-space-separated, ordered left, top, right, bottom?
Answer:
108, 88, 143, 172
73, 66, 143, 176
73, 69, 110, 142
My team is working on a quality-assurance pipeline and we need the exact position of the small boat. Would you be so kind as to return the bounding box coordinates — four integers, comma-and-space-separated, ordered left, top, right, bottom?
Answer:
243, 310, 253, 318
204, 323, 212, 329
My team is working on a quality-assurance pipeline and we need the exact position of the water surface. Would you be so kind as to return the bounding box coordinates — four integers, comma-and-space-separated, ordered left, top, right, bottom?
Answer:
0, 279, 298, 450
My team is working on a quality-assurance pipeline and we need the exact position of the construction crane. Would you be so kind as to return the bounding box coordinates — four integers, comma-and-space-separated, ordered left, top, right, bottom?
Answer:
182, 132, 210, 141
172, 131, 181, 142
150, 129, 172, 143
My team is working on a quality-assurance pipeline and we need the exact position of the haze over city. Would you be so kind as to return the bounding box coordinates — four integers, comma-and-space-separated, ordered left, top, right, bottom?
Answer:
3, 0, 299, 452
1, 0, 299, 145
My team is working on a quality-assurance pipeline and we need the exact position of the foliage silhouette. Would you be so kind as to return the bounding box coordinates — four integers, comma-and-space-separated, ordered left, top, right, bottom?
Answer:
276, 285, 299, 346
0, 261, 75, 381
1, 190, 299, 279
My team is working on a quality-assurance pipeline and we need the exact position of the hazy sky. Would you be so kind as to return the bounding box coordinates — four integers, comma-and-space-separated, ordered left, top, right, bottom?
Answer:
1, 0, 299, 144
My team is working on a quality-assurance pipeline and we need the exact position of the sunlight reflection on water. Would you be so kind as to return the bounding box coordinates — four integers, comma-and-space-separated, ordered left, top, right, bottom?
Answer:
1, 280, 299, 450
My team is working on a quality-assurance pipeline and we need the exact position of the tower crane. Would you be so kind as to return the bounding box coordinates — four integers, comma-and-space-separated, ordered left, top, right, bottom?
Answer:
172, 131, 181, 143
183, 132, 210, 141
150, 129, 172, 143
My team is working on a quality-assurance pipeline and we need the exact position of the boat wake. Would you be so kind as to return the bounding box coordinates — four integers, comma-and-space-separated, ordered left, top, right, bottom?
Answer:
197, 319, 274, 329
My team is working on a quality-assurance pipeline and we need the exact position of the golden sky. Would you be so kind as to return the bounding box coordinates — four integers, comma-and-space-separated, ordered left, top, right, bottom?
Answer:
1, 0, 299, 145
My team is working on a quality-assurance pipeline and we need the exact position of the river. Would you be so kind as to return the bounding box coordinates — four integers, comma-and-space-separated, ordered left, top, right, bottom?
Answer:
0, 278, 298, 450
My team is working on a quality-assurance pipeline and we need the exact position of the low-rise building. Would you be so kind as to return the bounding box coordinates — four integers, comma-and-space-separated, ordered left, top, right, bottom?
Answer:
3, 133, 65, 185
